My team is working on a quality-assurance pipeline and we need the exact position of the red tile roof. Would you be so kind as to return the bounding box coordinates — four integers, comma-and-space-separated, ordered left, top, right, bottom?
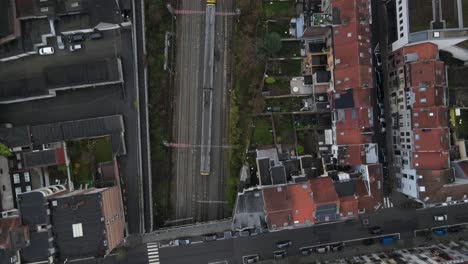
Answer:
339, 195, 359, 218
335, 128, 373, 145
413, 128, 449, 152
403, 43, 438, 60
416, 169, 468, 204
407, 61, 445, 88
354, 164, 383, 214
412, 151, 450, 170
332, 0, 372, 91
336, 108, 373, 130
336, 145, 366, 166
310, 177, 340, 205
352, 88, 373, 108
411, 85, 445, 108
262, 186, 293, 229
412, 107, 448, 129
287, 182, 316, 225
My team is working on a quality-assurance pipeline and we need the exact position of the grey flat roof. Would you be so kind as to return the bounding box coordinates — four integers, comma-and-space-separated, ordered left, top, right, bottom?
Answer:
30, 115, 125, 155
20, 230, 54, 263
18, 192, 49, 226
334, 181, 356, 197
270, 165, 287, 185
0, 58, 122, 103
232, 189, 266, 230
257, 158, 272, 186
23, 149, 57, 168
0, 126, 30, 148
51, 191, 106, 259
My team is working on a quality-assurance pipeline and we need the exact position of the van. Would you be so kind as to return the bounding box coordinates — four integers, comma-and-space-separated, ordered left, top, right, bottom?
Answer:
68, 33, 85, 42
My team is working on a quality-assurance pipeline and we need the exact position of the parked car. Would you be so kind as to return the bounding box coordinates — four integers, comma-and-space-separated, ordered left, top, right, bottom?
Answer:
89, 30, 103, 40
244, 255, 259, 263
273, 250, 287, 259
300, 248, 312, 256
69, 43, 83, 51
369, 226, 383, 235
276, 240, 292, 249
448, 225, 463, 233
68, 33, 85, 42
38, 46, 55, 55
174, 238, 191, 245
433, 228, 448, 236
434, 214, 448, 222
239, 230, 250, 237
380, 235, 398, 245
362, 238, 374, 245
203, 234, 217, 241
331, 243, 344, 251
315, 245, 329, 253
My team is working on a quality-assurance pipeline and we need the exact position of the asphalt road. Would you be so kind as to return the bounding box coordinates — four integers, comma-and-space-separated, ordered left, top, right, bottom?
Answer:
155, 204, 468, 264
171, 0, 205, 224
0, 28, 143, 234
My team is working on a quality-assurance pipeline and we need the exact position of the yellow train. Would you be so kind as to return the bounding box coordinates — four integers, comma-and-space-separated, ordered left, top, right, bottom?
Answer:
207, 0, 216, 6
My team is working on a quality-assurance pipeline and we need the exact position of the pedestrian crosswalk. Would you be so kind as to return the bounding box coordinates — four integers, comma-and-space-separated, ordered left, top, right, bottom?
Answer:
383, 197, 394, 208
146, 242, 160, 264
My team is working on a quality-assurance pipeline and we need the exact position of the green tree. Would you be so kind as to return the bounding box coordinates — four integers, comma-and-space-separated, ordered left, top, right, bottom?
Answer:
297, 144, 305, 155
265, 76, 276, 84
0, 143, 10, 157
264, 32, 282, 56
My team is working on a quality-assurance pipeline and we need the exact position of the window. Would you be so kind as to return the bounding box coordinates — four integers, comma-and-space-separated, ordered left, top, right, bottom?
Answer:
26, 186, 31, 192
410, 175, 414, 180
400, 33, 404, 38
13, 174, 20, 184
72, 223, 83, 238
15, 187, 21, 196
24, 172, 30, 182
420, 98, 427, 103
415, 134, 420, 140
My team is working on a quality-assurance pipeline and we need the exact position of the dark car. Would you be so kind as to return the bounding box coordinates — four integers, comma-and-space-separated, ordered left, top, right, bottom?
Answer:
362, 238, 374, 245
331, 243, 344, 251
68, 33, 85, 42
89, 30, 103, 40
448, 225, 464, 233
273, 250, 287, 259
239, 230, 250, 237
203, 234, 217, 241
300, 248, 312, 256
244, 255, 259, 263
369, 226, 383, 235
276, 240, 292, 249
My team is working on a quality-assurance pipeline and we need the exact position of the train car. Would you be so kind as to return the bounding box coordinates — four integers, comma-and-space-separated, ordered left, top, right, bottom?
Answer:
207, 0, 216, 6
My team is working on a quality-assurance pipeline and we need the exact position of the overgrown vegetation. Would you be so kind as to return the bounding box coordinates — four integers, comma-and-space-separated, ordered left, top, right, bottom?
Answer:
145, 0, 172, 227
228, 0, 265, 209
0, 143, 10, 157
67, 137, 112, 186
252, 116, 274, 147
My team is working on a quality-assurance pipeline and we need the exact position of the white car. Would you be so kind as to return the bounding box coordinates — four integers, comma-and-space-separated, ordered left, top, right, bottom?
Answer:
434, 214, 448, 221
38, 47, 55, 55
69, 43, 83, 51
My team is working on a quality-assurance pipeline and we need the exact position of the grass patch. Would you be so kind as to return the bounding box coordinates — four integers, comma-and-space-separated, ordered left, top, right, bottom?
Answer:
441, 0, 459, 28
265, 96, 304, 112
263, 1, 296, 19
455, 109, 468, 139
408, 0, 433, 33
252, 116, 274, 147
145, 0, 173, 227
276, 40, 301, 58
267, 19, 290, 38
264, 76, 290, 96
464, 0, 468, 27
273, 114, 295, 146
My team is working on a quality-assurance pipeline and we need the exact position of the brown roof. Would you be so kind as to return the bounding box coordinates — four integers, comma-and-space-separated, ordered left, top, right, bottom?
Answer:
310, 177, 340, 205
287, 182, 316, 225
336, 145, 366, 166
262, 186, 293, 229
412, 106, 448, 129
407, 61, 445, 88
336, 128, 373, 145
417, 169, 468, 204
403, 42, 438, 60
339, 195, 358, 218
413, 128, 449, 152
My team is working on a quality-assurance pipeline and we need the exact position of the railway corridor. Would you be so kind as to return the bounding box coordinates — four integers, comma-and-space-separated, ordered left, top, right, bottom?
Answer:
171, 0, 234, 225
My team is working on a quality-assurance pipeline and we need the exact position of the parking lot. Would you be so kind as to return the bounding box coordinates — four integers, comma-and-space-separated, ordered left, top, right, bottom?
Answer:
0, 29, 122, 102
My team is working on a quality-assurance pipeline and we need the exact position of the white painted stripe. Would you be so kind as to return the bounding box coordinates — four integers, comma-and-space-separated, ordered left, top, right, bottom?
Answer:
148, 252, 159, 256
147, 248, 159, 252
148, 255, 159, 259
147, 242, 159, 246
148, 261, 160, 264
147, 245, 159, 249
148, 256, 159, 261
